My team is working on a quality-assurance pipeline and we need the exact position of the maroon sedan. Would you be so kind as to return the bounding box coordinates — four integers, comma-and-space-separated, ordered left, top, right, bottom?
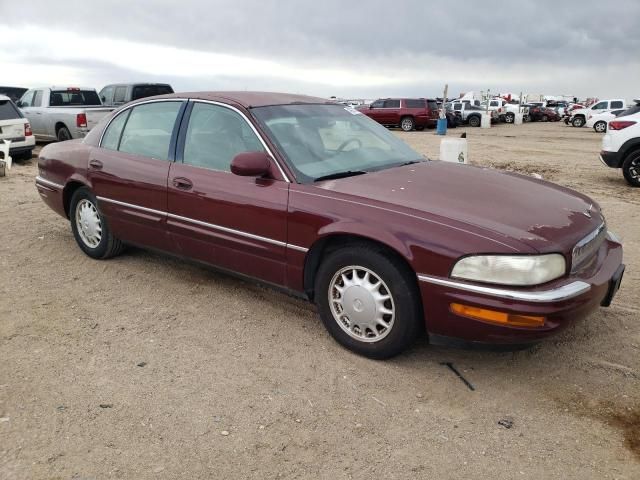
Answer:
36, 92, 625, 358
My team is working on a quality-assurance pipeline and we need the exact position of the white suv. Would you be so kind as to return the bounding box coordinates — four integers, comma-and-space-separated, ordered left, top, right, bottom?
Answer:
0, 94, 35, 161
600, 101, 640, 186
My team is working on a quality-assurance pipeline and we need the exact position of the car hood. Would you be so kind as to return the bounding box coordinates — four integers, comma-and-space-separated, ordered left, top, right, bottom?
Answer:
315, 161, 602, 253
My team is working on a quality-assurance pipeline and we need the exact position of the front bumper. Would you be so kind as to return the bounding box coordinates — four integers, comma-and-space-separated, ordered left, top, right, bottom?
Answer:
417, 238, 623, 345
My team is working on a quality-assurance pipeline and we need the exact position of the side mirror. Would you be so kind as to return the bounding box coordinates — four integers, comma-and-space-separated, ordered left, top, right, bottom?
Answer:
101, 96, 106, 102
16, 101, 23, 108
230, 151, 272, 177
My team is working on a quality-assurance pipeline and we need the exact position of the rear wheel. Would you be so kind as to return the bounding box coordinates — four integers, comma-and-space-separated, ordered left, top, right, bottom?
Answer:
57, 126, 72, 142
70, 187, 125, 259
572, 116, 585, 127
594, 121, 607, 133
315, 245, 422, 359
468, 115, 481, 127
622, 150, 640, 187
400, 116, 415, 132
505, 113, 515, 123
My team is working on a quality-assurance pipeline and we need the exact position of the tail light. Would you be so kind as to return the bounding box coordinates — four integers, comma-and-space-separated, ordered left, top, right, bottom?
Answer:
24, 123, 33, 136
76, 113, 87, 128
609, 120, 637, 131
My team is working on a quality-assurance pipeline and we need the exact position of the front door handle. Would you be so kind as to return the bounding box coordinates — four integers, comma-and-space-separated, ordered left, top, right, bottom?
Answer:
172, 177, 193, 190
89, 159, 103, 170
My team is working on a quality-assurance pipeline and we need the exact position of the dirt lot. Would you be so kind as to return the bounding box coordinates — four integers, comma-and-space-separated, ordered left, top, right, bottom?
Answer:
1, 122, 638, 479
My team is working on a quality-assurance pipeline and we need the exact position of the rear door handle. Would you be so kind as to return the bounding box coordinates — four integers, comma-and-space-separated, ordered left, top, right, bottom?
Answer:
172, 177, 193, 190
89, 159, 103, 170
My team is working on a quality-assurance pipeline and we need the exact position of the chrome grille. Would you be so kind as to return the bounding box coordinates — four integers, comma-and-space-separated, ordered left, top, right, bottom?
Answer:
571, 223, 606, 273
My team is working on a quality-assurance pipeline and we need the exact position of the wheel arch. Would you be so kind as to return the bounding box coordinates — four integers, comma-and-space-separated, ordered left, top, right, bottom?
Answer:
619, 138, 640, 163
302, 232, 417, 301
62, 180, 90, 218
55, 122, 69, 134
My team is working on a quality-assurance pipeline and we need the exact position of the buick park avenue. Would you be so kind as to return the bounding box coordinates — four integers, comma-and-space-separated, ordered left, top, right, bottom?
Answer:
35, 92, 624, 358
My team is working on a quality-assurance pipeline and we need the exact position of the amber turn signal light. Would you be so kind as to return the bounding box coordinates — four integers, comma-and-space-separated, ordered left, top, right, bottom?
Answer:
450, 303, 545, 328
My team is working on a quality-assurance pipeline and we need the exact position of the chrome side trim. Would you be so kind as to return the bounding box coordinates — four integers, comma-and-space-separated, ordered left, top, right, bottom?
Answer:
35, 176, 64, 190
96, 196, 167, 217
417, 274, 591, 303
95, 195, 307, 252
167, 212, 287, 248
287, 243, 309, 253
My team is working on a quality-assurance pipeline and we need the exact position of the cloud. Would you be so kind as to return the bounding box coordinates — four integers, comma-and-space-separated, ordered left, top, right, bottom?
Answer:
1, 0, 639, 100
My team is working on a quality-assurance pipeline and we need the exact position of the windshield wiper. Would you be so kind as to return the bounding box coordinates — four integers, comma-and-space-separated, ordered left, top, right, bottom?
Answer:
313, 171, 367, 182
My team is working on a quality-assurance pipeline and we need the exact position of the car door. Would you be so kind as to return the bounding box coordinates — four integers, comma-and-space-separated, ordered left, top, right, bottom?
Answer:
591, 101, 608, 115
22, 90, 46, 137
166, 100, 289, 286
382, 99, 401, 124
367, 99, 385, 123
89, 100, 186, 252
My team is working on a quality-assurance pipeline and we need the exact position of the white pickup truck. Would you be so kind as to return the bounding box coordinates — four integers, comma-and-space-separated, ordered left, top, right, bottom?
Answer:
480, 98, 529, 123
569, 99, 627, 128
17, 87, 114, 141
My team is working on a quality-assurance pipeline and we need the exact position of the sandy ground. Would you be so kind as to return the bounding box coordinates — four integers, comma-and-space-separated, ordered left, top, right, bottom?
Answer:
0, 122, 638, 479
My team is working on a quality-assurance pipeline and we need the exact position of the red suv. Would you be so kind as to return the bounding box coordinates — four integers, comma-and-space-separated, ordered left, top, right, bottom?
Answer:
359, 98, 439, 131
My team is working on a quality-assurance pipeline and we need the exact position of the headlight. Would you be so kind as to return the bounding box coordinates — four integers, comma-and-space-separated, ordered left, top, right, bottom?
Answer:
451, 254, 566, 286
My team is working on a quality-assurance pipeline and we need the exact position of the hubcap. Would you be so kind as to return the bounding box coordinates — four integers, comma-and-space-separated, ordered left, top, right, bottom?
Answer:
75, 199, 102, 248
328, 266, 395, 343
401, 119, 413, 130
595, 122, 606, 132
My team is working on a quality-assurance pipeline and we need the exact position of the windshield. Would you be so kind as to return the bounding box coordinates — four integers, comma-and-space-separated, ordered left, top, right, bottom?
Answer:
251, 104, 424, 183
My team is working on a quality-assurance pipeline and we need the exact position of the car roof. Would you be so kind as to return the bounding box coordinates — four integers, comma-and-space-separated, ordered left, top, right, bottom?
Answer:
140, 91, 335, 108
103, 83, 172, 87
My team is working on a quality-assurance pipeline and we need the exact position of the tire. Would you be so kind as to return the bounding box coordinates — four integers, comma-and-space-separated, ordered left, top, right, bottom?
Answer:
400, 116, 415, 132
541, 115, 548, 122
594, 121, 607, 133
315, 245, 422, 359
572, 116, 585, 128
70, 187, 125, 259
622, 150, 640, 187
468, 115, 481, 127
57, 126, 72, 142
505, 113, 515, 124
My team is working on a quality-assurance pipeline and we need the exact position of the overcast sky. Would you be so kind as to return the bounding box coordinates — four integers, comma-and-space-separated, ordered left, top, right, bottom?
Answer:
1, 0, 639, 100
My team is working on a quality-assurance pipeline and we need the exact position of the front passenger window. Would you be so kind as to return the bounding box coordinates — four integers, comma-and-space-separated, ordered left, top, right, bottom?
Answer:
119, 102, 182, 160
182, 103, 265, 172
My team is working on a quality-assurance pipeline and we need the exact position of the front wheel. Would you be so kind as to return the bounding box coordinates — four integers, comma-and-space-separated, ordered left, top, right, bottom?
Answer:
594, 121, 607, 133
70, 187, 125, 259
505, 113, 515, 123
622, 150, 640, 187
315, 245, 422, 359
400, 116, 415, 132
572, 116, 585, 127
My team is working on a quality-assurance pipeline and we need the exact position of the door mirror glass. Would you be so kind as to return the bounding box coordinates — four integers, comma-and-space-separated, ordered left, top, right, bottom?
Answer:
230, 151, 271, 177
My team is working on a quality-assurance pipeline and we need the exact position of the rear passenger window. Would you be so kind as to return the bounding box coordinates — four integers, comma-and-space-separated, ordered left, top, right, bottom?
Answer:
114, 87, 127, 104
118, 102, 182, 160
182, 103, 264, 172
405, 99, 426, 108
101, 110, 131, 151
33, 90, 43, 107
610, 101, 623, 109
383, 100, 400, 108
